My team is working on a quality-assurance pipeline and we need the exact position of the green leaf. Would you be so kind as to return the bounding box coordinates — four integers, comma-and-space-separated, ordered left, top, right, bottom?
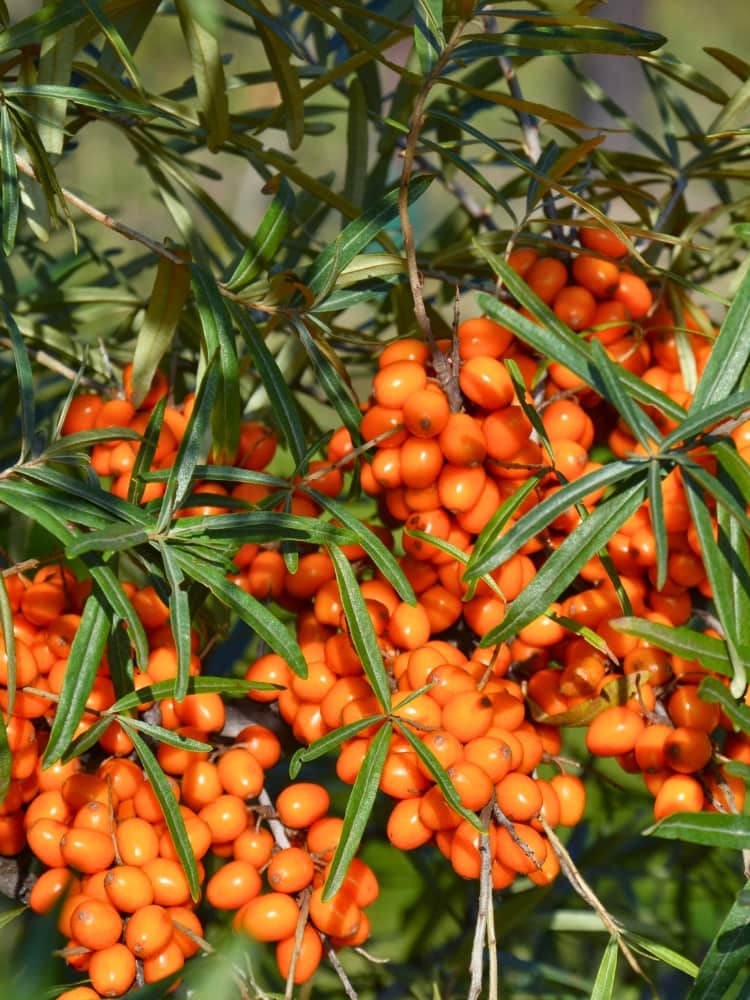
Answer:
232, 305, 306, 466
626, 932, 698, 978
157, 350, 219, 531
465, 461, 641, 580
328, 543, 390, 708
42, 589, 111, 766
130, 248, 191, 407
414, 0, 444, 75
0, 1, 86, 54
305, 174, 433, 300
118, 714, 211, 753
661, 390, 750, 451
0, 106, 19, 254
647, 811, 750, 850
647, 458, 669, 591
128, 397, 167, 506
0, 702, 10, 806
480, 478, 647, 646
691, 263, 750, 409
108, 675, 275, 714
610, 619, 732, 677
0, 573, 16, 722
171, 548, 307, 678
698, 675, 750, 733
84, 0, 145, 95
33, 19, 75, 160
252, 6, 304, 150
65, 523, 151, 558
123, 723, 200, 900
4, 84, 167, 120
307, 491, 415, 604
344, 76, 368, 209
175, 0, 229, 152
590, 936, 618, 1000
687, 879, 750, 999
2, 304, 34, 461
226, 177, 294, 290
0, 906, 26, 930
292, 317, 362, 440
288, 714, 387, 779
588, 338, 662, 450
160, 543, 192, 702
191, 265, 240, 466
323, 723, 390, 900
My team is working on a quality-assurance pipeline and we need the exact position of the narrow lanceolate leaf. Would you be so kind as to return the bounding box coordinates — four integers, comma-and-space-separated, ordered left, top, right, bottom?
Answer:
118, 715, 211, 753
129, 397, 167, 506
687, 879, 750, 999
307, 491, 415, 604
414, 0, 444, 75
3, 304, 34, 461
108, 676, 277, 714
158, 350, 219, 531
591, 937, 618, 1000
626, 933, 698, 978
465, 461, 641, 580
43, 590, 111, 766
323, 723, 390, 900
65, 523, 151, 559
171, 549, 307, 678
481, 479, 647, 646
0, 2, 85, 54
698, 675, 750, 733
84, 0, 145, 94
647, 812, 750, 850
175, 0, 229, 151
232, 305, 306, 466
292, 318, 362, 440
691, 262, 750, 409
661, 390, 750, 451
191, 265, 240, 466
305, 174, 433, 300
130, 248, 191, 407
328, 543, 391, 708
647, 459, 669, 591
0, 573, 16, 720
0, 687, 10, 804
4, 84, 167, 120
34, 20, 75, 159
288, 715, 387, 779
610, 619, 732, 677
0, 106, 19, 253
124, 724, 200, 901
589, 339, 662, 449
344, 76, 368, 209
160, 543, 192, 702
252, 9, 304, 150
226, 177, 294, 290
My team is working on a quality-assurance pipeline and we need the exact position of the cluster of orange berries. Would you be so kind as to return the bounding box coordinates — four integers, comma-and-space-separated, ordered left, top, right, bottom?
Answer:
0, 563, 376, 996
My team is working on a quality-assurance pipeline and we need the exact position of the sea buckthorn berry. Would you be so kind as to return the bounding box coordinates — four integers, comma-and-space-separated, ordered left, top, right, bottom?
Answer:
457, 316, 514, 360
459, 356, 514, 410
29, 866, 78, 915
70, 898, 122, 951
380, 749, 430, 799
373, 360, 427, 409
309, 885, 361, 939
418, 784, 461, 831
442, 691, 495, 743
572, 253, 620, 298
234, 824, 275, 867
463, 736, 513, 783
306, 816, 344, 858
653, 774, 704, 820
143, 858, 192, 907
590, 299, 632, 343
403, 387, 451, 438
206, 859, 262, 909
400, 436, 444, 489
142, 939, 185, 986
60, 827, 116, 874
160, 813, 212, 863
614, 271, 653, 318
553, 285, 597, 330
495, 822, 548, 874
664, 726, 713, 774
57, 988, 100, 1000
549, 774, 586, 826
267, 846, 316, 894
216, 747, 265, 799
104, 865, 155, 912
496, 772, 543, 822
450, 819, 495, 880
438, 412, 487, 467
526, 256, 568, 303
667, 685, 721, 732
579, 225, 628, 258
88, 942, 137, 997
168, 906, 204, 958
388, 601, 431, 650
239, 892, 300, 941
276, 923, 323, 984
585, 706, 645, 757
633, 723, 672, 774
62, 394, 105, 434
447, 760, 495, 811
387, 796, 433, 849
276, 782, 330, 829
198, 794, 248, 844
133, 776, 180, 823
379, 337, 430, 368
116, 816, 160, 867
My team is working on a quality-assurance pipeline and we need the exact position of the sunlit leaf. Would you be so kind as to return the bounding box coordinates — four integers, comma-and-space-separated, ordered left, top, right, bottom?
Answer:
226, 177, 294, 290
610, 618, 732, 676
175, 0, 229, 151
687, 878, 750, 999
414, 0, 444, 75
0, 106, 19, 253
691, 262, 750, 409
590, 936, 618, 1000
698, 675, 750, 733
647, 811, 750, 849
252, 5, 304, 150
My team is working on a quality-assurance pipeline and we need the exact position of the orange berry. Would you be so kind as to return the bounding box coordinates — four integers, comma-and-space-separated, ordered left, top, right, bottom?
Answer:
526, 256, 568, 303
614, 271, 652, 318
239, 892, 300, 941
457, 316, 514, 360
116, 816, 160, 867
206, 859, 262, 909
373, 360, 427, 408
459, 356, 514, 410
667, 685, 720, 732
309, 885, 361, 938
653, 774, 704, 820
276, 923, 323, 984
549, 774, 586, 826
585, 706, 645, 757
494, 822, 548, 874
553, 284, 596, 330
496, 772, 543, 822
306, 816, 344, 858
442, 691, 494, 743
403, 387, 451, 438
142, 938, 185, 986
267, 846, 316, 894
216, 747, 265, 800
447, 760, 494, 811
29, 866, 79, 915
233, 825, 275, 867
579, 225, 628, 258
104, 865, 155, 912
198, 794, 248, 844
88, 942, 137, 997
275, 782, 329, 829
143, 858, 192, 907
168, 906, 204, 958
70, 898, 122, 951
664, 726, 713, 774
438, 412, 487, 467
387, 796, 433, 849
60, 827, 116, 874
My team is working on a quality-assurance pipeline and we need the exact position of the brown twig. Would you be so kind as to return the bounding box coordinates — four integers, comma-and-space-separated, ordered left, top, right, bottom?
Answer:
397, 19, 472, 413
468, 801, 496, 1000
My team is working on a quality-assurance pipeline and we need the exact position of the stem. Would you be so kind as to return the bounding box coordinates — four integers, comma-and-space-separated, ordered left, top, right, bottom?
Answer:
398, 18, 470, 413
468, 801, 496, 1000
